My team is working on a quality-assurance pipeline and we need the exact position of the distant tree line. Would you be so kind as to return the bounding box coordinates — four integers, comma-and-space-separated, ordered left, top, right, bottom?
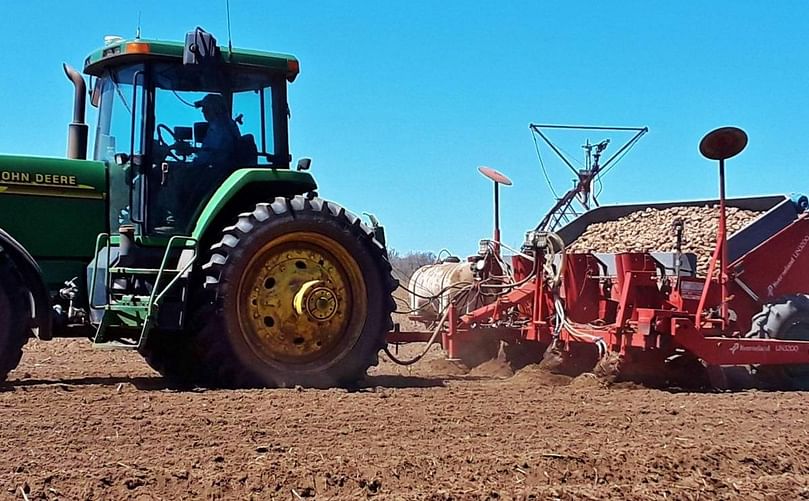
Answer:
387, 249, 437, 284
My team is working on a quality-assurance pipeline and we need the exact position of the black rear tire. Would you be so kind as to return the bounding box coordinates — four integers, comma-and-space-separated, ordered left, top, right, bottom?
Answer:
748, 295, 809, 390
0, 253, 30, 382
191, 196, 397, 388
139, 331, 205, 388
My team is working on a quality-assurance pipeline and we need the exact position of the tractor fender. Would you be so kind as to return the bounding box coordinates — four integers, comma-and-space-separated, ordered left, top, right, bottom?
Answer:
191, 168, 317, 242
0, 228, 52, 340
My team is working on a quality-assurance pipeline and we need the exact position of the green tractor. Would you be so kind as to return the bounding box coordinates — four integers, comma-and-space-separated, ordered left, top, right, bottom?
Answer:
0, 28, 396, 388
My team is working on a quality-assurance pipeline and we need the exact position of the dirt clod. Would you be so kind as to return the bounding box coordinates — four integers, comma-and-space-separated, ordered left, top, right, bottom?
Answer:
469, 358, 514, 378
569, 372, 606, 389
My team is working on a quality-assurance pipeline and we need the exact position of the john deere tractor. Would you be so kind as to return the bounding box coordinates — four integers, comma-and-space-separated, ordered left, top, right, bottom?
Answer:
0, 29, 396, 388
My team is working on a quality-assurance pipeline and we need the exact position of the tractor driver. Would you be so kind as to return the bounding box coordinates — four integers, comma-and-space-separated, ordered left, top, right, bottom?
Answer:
192, 93, 241, 171
159, 94, 240, 232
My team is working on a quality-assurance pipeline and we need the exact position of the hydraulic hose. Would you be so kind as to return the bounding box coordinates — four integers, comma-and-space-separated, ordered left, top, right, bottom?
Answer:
384, 297, 456, 366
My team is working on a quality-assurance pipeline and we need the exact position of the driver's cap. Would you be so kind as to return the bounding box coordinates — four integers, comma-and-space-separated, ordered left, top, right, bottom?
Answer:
194, 93, 227, 112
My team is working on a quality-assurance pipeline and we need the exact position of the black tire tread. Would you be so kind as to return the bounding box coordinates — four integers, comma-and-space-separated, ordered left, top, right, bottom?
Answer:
192, 195, 397, 388
0, 252, 31, 382
747, 294, 809, 390
139, 331, 205, 388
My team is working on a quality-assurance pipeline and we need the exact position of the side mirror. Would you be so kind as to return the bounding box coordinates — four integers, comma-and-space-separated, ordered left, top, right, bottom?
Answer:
296, 158, 312, 171
173, 126, 193, 142
183, 28, 220, 65
90, 79, 101, 108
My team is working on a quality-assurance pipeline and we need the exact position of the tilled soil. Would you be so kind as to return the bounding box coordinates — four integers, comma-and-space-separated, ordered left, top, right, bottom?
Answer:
2, 340, 809, 500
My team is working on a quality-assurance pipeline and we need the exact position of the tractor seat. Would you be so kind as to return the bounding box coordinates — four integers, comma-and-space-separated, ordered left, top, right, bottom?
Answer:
236, 133, 258, 167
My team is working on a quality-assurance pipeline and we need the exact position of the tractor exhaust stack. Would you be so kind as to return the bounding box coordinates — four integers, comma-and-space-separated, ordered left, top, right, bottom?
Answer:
63, 64, 88, 160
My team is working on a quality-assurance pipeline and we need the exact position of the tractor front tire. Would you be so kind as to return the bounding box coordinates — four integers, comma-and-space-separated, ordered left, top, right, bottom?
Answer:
193, 196, 396, 388
0, 253, 30, 383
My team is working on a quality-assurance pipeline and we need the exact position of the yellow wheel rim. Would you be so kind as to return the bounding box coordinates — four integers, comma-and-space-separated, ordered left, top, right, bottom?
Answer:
236, 232, 367, 365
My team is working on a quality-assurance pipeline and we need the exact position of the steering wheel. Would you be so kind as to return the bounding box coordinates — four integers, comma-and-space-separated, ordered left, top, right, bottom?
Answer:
156, 124, 185, 162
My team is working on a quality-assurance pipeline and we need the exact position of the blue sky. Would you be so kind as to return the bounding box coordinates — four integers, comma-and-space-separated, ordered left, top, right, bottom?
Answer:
1, 1, 807, 256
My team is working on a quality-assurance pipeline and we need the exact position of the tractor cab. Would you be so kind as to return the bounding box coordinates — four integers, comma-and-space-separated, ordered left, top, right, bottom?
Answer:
83, 30, 299, 235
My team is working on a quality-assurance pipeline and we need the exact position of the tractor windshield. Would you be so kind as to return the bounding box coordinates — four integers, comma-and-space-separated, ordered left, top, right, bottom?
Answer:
148, 63, 288, 234
150, 62, 281, 166
93, 61, 290, 235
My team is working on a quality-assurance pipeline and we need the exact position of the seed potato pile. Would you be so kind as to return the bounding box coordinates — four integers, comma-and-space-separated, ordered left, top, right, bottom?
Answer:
567, 205, 762, 275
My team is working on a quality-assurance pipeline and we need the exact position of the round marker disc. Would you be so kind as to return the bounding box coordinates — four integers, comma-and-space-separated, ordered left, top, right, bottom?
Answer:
699, 127, 748, 161
478, 166, 513, 186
